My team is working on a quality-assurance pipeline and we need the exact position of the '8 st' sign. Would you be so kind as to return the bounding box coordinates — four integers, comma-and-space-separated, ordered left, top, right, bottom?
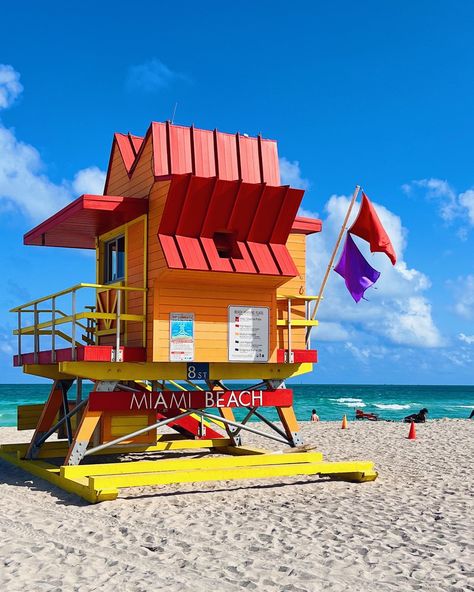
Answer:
187, 363, 209, 381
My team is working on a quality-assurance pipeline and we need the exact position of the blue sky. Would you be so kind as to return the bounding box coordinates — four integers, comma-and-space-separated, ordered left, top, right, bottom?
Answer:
0, 1, 473, 383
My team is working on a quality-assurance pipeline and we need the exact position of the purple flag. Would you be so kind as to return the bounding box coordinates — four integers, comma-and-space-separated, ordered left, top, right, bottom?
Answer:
334, 234, 381, 302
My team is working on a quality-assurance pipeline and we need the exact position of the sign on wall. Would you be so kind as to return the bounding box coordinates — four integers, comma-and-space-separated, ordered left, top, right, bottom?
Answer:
187, 362, 209, 381
228, 306, 269, 362
170, 313, 194, 361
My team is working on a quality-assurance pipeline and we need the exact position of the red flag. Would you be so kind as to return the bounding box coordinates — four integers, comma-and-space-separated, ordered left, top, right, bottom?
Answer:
349, 192, 397, 265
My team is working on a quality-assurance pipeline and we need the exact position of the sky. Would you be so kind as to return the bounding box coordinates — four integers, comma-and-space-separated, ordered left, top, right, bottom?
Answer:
0, 0, 473, 384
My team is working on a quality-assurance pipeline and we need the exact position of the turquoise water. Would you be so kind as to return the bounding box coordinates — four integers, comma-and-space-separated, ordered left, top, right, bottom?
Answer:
0, 383, 472, 427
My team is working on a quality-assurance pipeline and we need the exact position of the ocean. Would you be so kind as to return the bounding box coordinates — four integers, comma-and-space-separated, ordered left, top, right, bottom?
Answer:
0, 383, 472, 427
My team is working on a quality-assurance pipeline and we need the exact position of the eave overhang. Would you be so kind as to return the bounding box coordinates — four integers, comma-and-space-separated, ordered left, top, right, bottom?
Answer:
24, 195, 148, 249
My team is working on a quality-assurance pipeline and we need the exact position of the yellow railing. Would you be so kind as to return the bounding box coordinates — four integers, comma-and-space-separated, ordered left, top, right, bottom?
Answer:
276, 294, 320, 361
11, 283, 146, 364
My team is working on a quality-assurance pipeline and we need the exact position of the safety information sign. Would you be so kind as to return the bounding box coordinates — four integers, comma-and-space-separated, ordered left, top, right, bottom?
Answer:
228, 306, 269, 362
170, 313, 194, 361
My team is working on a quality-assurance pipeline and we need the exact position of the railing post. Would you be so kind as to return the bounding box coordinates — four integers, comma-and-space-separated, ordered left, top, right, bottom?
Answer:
115, 288, 121, 362
71, 289, 77, 361
33, 303, 39, 364
305, 300, 310, 350
142, 288, 146, 348
76, 377, 82, 405
17, 311, 22, 365
51, 296, 56, 363
287, 298, 293, 363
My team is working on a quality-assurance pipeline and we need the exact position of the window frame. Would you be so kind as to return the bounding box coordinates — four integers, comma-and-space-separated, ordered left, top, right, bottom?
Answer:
103, 234, 125, 284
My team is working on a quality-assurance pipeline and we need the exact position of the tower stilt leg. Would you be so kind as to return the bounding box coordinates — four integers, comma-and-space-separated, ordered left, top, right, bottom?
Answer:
25, 381, 64, 459
277, 406, 303, 447
219, 407, 242, 446
64, 404, 102, 465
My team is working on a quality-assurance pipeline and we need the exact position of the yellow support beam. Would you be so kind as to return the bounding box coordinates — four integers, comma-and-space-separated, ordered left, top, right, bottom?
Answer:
217, 445, 268, 456
277, 294, 320, 301
23, 364, 75, 380
61, 451, 324, 479
88, 459, 377, 491
276, 319, 319, 327
57, 361, 313, 381
0, 450, 116, 503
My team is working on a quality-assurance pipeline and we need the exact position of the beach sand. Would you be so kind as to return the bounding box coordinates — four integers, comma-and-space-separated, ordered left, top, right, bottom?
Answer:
0, 419, 472, 592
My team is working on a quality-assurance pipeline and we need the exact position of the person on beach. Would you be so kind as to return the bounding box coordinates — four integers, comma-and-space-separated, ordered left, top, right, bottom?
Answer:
404, 408, 428, 423
311, 409, 320, 422
469, 409, 474, 419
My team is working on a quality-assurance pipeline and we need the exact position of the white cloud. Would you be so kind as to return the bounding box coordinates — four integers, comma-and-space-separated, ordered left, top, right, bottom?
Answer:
0, 65, 106, 222
314, 321, 350, 342
0, 327, 14, 357
404, 178, 457, 221
0, 339, 13, 356
459, 189, 474, 225
442, 347, 474, 368
279, 157, 309, 190
450, 275, 474, 320
404, 178, 474, 229
0, 125, 71, 220
127, 59, 186, 92
459, 333, 474, 345
72, 166, 106, 196
0, 64, 23, 109
344, 342, 390, 363
306, 192, 443, 349
384, 297, 441, 347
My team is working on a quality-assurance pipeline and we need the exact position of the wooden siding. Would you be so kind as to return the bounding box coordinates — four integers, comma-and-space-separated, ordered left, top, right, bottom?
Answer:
126, 217, 146, 347
106, 136, 155, 198
101, 413, 156, 444
151, 273, 278, 363
276, 233, 307, 351
146, 180, 172, 360
105, 144, 129, 195
96, 216, 147, 347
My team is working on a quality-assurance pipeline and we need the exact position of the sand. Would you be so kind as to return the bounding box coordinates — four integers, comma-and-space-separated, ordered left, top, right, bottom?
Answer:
0, 419, 472, 592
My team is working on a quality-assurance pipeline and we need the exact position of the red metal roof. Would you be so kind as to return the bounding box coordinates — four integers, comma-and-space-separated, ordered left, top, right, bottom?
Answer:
292, 216, 322, 235
24, 195, 148, 249
106, 122, 282, 192
158, 174, 307, 277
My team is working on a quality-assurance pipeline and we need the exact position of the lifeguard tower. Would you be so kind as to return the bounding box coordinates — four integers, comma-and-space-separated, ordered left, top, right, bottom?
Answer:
0, 121, 377, 502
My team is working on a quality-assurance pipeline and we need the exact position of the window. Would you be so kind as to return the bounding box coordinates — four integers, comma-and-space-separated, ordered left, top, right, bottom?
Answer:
212, 231, 242, 259
104, 235, 125, 283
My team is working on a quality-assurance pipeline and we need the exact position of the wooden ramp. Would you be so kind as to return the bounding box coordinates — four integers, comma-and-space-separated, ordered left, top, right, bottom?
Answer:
0, 439, 377, 504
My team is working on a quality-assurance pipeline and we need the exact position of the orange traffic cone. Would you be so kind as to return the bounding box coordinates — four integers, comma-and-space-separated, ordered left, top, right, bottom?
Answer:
407, 421, 416, 440
341, 415, 348, 429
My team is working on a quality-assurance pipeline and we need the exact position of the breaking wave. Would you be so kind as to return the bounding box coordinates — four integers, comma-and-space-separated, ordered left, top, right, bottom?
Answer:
333, 397, 366, 408
374, 403, 411, 410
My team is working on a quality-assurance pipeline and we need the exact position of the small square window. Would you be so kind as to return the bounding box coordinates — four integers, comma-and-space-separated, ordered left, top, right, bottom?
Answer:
104, 235, 125, 283
212, 231, 242, 259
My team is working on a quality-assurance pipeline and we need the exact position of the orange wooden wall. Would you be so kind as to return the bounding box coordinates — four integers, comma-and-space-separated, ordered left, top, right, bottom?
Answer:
150, 271, 280, 362
126, 217, 146, 347
106, 136, 155, 198
96, 215, 146, 347
146, 181, 171, 359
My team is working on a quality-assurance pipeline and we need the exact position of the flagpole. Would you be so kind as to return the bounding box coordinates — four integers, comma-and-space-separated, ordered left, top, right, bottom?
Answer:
305, 184, 361, 345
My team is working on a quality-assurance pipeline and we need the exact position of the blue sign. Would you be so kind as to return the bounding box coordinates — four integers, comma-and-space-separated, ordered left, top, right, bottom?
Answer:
187, 363, 209, 381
